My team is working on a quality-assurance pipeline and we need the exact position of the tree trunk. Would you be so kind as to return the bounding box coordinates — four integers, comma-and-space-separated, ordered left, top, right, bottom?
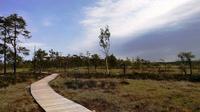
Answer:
13, 23, 17, 82
182, 65, 187, 75
87, 58, 90, 74
189, 61, 192, 76
13, 38, 17, 81
105, 56, 109, 75
3, 34, 7, 75
123, 63, 126, 76
199, 64, 200, 73
33, 58, 36, 74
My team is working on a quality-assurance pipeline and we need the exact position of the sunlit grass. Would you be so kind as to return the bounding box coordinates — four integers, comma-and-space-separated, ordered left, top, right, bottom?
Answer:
51, 75, 200, 112
0, 82, 43, 112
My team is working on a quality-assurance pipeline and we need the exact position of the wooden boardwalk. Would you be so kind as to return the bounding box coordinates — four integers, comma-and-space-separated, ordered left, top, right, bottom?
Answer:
31, 73, 92, 112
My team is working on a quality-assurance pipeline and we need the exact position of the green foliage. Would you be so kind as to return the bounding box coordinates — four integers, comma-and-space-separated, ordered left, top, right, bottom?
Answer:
107, 54, 117, 68
35, 49, 48, 61
34, 48, 48, 73
0, 13, 31, 77
99, 26, 111, 51
91, 54, 101, 72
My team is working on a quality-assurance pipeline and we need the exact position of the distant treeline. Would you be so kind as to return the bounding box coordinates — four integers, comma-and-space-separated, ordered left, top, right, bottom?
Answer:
1, 48, 199, 76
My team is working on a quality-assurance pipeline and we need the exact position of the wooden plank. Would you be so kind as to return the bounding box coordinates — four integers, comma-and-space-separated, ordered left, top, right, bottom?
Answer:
31, 74, 92, 112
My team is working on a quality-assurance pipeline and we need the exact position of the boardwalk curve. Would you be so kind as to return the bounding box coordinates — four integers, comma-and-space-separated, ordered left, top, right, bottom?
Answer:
31, 73, 92, 112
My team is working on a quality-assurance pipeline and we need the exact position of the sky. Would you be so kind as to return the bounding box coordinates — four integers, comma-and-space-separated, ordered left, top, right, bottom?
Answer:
0, 0, 200, 61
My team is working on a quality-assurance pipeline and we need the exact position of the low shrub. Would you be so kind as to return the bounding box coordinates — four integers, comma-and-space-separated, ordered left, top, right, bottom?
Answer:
64, 79, 117, 90
64, 72, 200, 82
0, 72, 48, 89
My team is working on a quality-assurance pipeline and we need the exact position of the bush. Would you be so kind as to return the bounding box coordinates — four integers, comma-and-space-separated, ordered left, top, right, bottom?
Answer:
64, 72, 200, 82
64, 79, 117, 90
0, 72, 48, 89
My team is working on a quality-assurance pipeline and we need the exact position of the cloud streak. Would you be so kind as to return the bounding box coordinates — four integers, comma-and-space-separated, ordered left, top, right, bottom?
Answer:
73, 0, 200, 54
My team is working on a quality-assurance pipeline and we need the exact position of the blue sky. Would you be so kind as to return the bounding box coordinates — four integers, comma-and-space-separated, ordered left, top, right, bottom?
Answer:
1, 0, 200, 61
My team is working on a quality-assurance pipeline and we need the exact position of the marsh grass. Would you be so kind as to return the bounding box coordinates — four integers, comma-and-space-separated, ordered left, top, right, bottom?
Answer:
0, 82, 44, 112
0, 72, 47, 112
51, 74, 200, 112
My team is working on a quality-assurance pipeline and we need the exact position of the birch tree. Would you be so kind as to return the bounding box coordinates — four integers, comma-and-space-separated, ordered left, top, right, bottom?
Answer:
98, 26, 111, 74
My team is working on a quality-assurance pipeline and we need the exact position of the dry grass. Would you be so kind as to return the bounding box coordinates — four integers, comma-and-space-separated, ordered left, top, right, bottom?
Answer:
51, 75, 200, 112
0, 73, 45, 112
46, 66, 200, 77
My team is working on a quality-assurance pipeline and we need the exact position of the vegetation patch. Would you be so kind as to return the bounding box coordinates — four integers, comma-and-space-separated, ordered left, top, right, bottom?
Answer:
0, 72, 47, 111
0, 73, 48, 89
65, 72, 200, 82
51, 75, 200, 112
0, 82, 44, 112
64, 79, 117, 90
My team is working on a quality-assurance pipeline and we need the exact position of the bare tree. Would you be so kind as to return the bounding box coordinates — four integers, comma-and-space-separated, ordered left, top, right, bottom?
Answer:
98, 26, 111, 74
178, 52, 195, 75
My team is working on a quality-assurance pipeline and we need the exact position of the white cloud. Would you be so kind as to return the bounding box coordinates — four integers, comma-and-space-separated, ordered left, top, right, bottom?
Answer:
20, 42, 45, 50
72, 0, 200, 52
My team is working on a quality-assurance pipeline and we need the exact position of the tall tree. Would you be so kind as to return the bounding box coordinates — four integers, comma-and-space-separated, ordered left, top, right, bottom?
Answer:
49, 49, 59, 60
0, 17, 6, 74
0, 16, 11, 74
6, 14, 31, 79
49, 49, 59, 68
178, 52, 195, 75
91, 54, 100, 73
184, 52, 195, 75
35, 49, 48, 73
0, 43, 4, 63
98, 25, 111, 74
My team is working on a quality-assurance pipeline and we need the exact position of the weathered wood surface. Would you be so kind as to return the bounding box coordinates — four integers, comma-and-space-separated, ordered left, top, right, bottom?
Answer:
31, 73, 92, 112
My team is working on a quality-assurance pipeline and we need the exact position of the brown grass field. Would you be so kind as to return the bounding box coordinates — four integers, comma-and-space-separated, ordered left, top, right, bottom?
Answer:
0, 82, 43, 112
51, 74, 200, 112
0, 72, 47, 112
